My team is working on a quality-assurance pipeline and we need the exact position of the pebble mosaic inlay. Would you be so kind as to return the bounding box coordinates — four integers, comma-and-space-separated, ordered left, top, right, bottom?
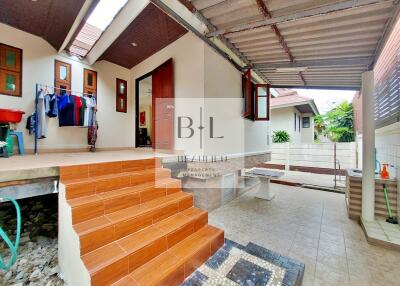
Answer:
182, 239, 305, 286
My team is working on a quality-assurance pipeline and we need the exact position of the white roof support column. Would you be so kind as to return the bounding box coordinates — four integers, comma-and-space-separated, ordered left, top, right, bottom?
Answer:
361, 70, 375, 222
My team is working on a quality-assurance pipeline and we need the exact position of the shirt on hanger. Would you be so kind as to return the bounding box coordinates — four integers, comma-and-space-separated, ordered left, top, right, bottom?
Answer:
74, 96, 82, 126
58, 94, 75, 127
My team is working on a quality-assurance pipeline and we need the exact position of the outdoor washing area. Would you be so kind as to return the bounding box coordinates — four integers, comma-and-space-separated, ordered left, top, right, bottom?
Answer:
0, 1, 400, 286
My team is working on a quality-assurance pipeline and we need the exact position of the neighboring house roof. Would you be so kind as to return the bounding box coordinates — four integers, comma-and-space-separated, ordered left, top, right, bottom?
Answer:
271, 89, 319, 116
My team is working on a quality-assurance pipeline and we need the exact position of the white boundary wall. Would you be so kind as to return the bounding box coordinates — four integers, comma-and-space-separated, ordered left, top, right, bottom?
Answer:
271, 142, 357, 169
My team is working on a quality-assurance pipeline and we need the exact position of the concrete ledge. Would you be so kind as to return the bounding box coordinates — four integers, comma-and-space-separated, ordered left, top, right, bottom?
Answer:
361, 217, 400, 251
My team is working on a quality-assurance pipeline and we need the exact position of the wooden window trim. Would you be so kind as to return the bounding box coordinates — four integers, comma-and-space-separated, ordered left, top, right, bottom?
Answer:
54, 60, 71, 93
83, 68, 97, 95
116, 78, 127, 113
242, 69, 252, 118
0, 43, 22, 97
254, 84, 270, 121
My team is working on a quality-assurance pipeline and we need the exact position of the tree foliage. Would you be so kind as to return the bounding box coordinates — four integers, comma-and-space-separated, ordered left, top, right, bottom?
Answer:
272, 130, 290, 143
315, 102, 355, 142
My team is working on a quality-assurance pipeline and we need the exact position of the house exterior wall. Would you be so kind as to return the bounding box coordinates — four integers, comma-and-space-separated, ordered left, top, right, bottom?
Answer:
131, 32, 270, 156
271, 107, 303, 144
0, 23, 133, 152
301, 113, 314, 144
203, 44, 269, 155
0, 24, 270, 156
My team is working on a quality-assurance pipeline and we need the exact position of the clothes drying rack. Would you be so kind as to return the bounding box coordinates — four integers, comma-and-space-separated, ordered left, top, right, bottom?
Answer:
34, 83, 97, 155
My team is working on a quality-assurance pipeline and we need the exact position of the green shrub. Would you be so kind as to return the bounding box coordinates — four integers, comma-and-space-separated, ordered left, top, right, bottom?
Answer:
272, 130, 290, 143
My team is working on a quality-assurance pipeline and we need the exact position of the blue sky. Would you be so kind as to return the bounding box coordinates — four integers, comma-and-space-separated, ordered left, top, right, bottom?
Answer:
294, 89, 357, 115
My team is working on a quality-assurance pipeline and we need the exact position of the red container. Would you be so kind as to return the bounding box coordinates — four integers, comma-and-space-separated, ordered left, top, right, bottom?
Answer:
0, 109, 25, 123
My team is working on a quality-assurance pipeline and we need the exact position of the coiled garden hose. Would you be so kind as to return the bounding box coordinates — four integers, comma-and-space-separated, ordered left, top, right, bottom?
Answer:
0, 197, 21, 271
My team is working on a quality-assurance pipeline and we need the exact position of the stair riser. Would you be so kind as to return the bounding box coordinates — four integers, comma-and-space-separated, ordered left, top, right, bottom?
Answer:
90, 214, 208, 285
79, 196, 195, 255
60, 159, 161, 181
91, 256, 130, 286
131, 227, 225, 286
66, 169, 171, 200
71, 179, 179, 225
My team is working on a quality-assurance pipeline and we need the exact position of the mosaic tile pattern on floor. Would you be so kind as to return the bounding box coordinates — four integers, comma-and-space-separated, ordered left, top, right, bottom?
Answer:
207, 184, 400, 285
182, 239, 304, 286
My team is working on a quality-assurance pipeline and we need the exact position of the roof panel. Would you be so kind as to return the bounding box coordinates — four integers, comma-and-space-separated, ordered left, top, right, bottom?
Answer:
99, 3, 187, 69
192, 0, 397, 89
0, 0, 86, 50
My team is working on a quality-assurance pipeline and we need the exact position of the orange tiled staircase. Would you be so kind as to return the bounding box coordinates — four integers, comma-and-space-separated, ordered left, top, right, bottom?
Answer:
58, 158, 224, 286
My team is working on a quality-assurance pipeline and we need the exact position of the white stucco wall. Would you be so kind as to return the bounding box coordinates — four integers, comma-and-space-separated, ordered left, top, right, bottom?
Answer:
301, 113, 314, 144
204, 45, 269, 155
271, 106, 302, 143
0, 23, 133, 152
357, 122, 400, 172
131, 32, 270, 156
1, 25, 270, 155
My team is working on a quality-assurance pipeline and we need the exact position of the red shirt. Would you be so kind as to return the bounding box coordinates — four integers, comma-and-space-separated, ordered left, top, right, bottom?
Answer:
74, 96, 82, 125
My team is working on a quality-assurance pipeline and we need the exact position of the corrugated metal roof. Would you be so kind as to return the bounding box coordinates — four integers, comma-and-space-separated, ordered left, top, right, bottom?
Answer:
190, 0, 399, 89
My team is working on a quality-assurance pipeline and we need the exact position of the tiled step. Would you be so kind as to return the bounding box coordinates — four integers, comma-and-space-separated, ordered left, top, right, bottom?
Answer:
118, 225, 224, 286
60, 158, 162, 181
63, 168, 171, 200
82, 207, 209, 286
69, 177, 181, 224
75, 192, 194, 254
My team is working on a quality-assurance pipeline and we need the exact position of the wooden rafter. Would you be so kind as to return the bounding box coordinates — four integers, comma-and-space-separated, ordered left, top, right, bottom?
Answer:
255, 0, 305, 85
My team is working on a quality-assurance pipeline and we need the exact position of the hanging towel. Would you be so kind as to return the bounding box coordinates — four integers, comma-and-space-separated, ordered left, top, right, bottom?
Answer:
37, 90, 46, 139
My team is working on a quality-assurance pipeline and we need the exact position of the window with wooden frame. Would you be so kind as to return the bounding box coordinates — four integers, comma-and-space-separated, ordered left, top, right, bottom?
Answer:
0, 43, 22, 97
242, 69, 271, 121
55, 60, 71, 95
116, 78, 127, 113
254, 84, 270, 121
84, 69, 97, 96
242, 69, 252, 118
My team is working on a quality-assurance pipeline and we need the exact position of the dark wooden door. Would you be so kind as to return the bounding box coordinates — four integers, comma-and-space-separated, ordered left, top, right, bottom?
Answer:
152, 58, 174, 150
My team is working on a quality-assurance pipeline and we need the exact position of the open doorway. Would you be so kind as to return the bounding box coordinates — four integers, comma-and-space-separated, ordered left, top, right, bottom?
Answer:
135, 59, 174, 150
135, 73, 153, 147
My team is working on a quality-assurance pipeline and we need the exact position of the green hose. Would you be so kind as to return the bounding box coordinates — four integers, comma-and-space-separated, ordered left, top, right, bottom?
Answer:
0, 197, 21, 271
382, 184, 393, 218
